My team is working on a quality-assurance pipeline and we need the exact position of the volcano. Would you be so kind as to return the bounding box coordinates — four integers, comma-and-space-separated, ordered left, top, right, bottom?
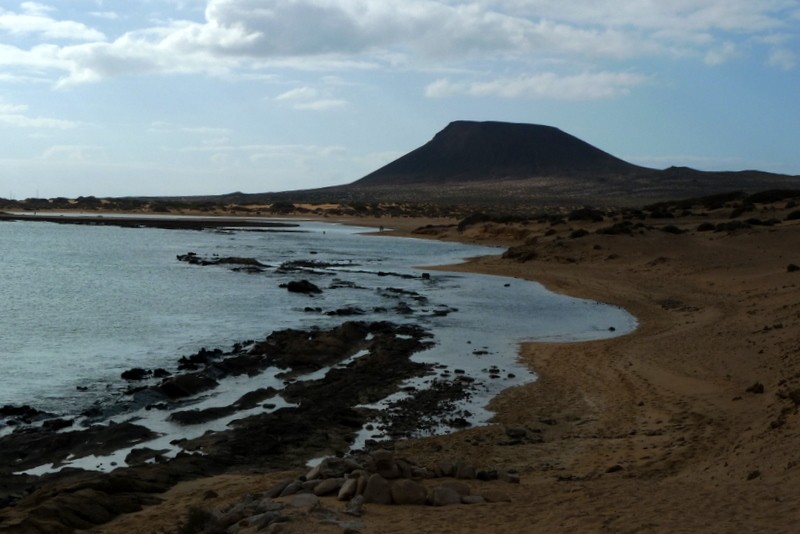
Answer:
353, 120, 647, 186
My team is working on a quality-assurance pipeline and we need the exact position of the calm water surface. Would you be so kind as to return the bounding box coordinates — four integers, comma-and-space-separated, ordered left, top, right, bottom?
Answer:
0, 218, 636, 422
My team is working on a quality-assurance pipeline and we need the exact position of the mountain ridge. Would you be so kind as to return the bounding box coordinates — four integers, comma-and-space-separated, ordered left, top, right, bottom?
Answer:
160, 120, 799, 207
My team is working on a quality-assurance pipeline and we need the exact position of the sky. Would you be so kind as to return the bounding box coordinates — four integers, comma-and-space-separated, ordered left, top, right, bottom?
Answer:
0, 0, 799, 199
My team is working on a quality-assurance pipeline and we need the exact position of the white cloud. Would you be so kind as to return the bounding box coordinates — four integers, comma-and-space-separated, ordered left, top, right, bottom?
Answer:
21, 2, 55, 17
275, 86, 318, 101
179, 142, 348, 170
769, 47, 797, 69
0, 0, 795, 91
0, 5, 106, 41
41, 145, 102, 160
293, 99, 347, 110
705, 41, 738, 65
89, 11, 120, 20
182, 126, 233, 135
275, 85, 348, 110
0, 102, 78, 129
426, 71, 648, 100
487, 0, 791, 34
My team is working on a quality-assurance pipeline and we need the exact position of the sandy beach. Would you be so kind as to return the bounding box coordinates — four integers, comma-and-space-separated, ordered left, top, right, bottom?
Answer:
4, 202, 800, 533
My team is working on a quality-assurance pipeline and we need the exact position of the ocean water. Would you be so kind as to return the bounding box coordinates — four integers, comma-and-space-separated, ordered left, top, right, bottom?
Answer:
0, 217, 636, 463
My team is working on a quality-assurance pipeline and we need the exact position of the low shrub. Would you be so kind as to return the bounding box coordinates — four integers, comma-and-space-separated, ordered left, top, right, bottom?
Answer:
567, 207, 605, 222
785, 210, 800, 221
745, 190, 800, 204
660, 225, 685, 234
569, 228, 590, 239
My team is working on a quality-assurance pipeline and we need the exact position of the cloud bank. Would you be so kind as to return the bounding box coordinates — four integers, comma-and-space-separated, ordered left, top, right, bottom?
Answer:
0, 0, 794, 97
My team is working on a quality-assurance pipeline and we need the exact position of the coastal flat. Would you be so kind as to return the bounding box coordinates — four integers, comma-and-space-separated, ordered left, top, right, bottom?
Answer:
80, 201, 800, 533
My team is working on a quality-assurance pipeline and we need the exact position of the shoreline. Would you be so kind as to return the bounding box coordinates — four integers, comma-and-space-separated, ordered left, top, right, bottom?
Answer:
4, 206, 800, 532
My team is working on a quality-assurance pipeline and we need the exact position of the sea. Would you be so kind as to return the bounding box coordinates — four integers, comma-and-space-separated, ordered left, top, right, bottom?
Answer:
0, 216, 636, 471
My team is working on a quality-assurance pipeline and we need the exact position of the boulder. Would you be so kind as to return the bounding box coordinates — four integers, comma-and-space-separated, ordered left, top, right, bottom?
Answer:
278, 480, 303, 497
362, 474, 392, 505
284, 280, 322, 294
368, 449, 400, 479
430, 486, 462, 507
287, 494, 320, 509
434, 460, 455, 477
247, 511, 282, 530
155, 373, 218, 400
455, 463, 476, 480
265, 479, 294, 499
338, 478, 358, 501
439, 480, 471, 497
390, 479, 427, 506
313, 478, 344, 496
121, 368, 150, 381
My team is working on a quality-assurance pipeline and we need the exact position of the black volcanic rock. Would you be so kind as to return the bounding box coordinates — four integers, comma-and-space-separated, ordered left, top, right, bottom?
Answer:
353, 120, 645, 186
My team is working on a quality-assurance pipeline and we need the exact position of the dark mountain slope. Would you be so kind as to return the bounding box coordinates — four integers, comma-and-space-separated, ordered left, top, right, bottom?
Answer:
354, 120, 647, 186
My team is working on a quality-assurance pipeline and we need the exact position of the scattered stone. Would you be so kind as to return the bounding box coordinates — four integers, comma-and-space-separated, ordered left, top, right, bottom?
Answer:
787, 263, 799, 273
476, 470, 498, 481
288, 493, 320, 509
248, 511, 283, 530
345, 495, 365, 516
461, 495, 486, 505
606, 464, 624, 473
746, 382, 765, 394
481, 491, 512, 503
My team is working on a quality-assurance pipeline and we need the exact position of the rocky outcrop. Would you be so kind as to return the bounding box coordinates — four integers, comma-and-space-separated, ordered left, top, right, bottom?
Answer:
0, 456, 220, 534
0, 320, 484, 532
282, 279, 323, 294
176, 252, 269, 272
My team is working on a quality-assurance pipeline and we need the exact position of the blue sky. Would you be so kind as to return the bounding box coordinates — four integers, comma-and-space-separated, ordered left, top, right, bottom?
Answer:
1, 0, 798, 198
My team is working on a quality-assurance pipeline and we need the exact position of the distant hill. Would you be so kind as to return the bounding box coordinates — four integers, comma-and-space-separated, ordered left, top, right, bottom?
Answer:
353, 121, 647, 186
166, 120, 800, 207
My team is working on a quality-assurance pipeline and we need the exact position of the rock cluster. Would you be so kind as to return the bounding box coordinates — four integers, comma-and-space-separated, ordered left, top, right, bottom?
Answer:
190, 450, 517, 533
271, 449, 515, 509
